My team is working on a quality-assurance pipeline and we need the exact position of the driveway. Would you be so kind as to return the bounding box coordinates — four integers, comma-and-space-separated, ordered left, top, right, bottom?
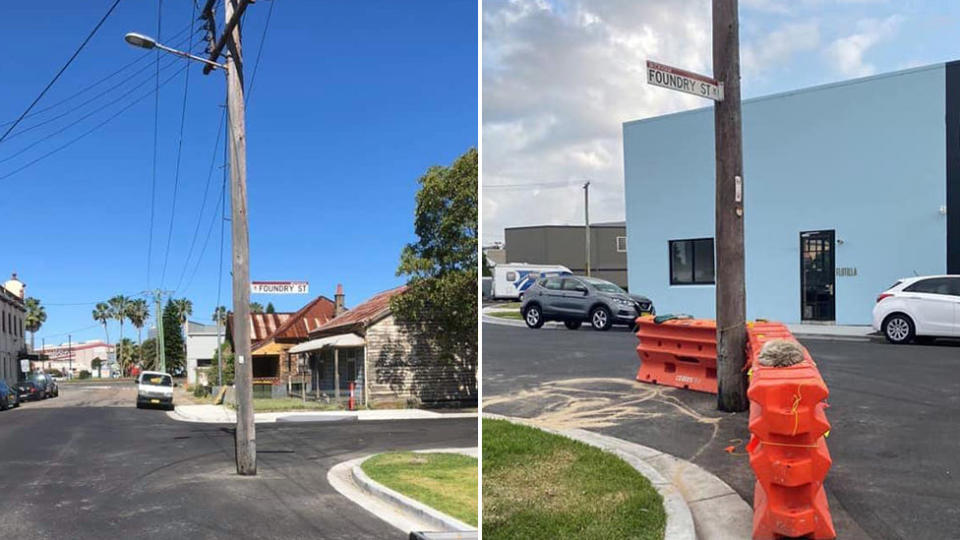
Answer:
0, 381, 477, 539
482, 322, 960, 540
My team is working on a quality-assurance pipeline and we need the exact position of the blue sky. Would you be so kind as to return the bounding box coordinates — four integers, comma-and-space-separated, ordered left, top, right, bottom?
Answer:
0, 0, 477, 346
482, 0, 960, 243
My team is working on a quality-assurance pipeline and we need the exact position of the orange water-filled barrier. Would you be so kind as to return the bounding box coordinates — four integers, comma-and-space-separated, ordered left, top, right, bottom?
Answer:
746, 326, 836, 540
634, 316, 718, 394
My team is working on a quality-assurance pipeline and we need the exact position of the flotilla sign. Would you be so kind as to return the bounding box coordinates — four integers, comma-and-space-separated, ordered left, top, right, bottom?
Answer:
646, 60, 724, 101
251, 281, 309, 294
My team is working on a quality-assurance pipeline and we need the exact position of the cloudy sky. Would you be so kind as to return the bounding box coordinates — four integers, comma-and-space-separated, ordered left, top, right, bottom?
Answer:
482, 0, 960, 244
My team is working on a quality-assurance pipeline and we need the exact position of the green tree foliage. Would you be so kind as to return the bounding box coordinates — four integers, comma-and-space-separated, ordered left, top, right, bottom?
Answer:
109, 295, 131, 366
92, 302, 111, 345
212, 306, 227, 324
391, 148, 478, 399
116, 338, 137, 375
91, 357, 103, 378
127, 299, 150, 366
249, 302, 264, 313
265, 302, 275, 314
162, 300, 185, 375
140, 337, 158, 371
216, 341, 235, 386
24, 297, 46, 351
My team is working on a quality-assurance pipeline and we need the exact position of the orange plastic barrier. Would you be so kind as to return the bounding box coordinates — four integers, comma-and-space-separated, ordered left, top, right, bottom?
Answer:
747, 326, 836, 540
634, 316, 718, 393
744, 321, 796, 371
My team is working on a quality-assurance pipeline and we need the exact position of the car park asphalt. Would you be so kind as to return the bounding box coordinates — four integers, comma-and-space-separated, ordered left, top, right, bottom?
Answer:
482, 322, 960, 540
0, 381, 477, 539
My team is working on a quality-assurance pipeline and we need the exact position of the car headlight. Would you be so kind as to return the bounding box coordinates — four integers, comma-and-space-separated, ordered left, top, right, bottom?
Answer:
614, 298, 632, 306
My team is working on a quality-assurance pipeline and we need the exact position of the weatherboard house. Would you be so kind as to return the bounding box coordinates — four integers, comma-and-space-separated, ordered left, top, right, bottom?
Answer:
289, 285, 477, 407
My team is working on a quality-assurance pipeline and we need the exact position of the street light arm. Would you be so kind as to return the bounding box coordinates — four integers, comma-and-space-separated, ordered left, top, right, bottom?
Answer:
155, 42, 227, 71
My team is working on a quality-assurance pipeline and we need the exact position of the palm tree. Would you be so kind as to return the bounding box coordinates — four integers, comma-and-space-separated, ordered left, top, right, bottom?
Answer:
212, 305, 227, 324
172, 298, 193, 360
93, 302, 111, 347
117, 338, 137, 375
24, 297, 47, 351
127, 299, 150, 367
249, 302, 264, 313
109, 295, 131, 374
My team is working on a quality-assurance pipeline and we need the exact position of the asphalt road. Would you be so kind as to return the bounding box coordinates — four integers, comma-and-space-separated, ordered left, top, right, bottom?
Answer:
482, 322, 960, 540
0, 382, 477, 539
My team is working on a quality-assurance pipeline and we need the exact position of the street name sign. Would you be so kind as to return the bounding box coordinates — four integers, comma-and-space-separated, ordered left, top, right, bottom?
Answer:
646, 60, 724, 101
251, 281, 309, 294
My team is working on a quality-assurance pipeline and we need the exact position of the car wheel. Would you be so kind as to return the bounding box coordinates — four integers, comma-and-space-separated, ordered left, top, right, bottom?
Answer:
564, 320, 582, 330
590, 306, 613, 331
883, 314, 914, 344
524, 304, 544, 329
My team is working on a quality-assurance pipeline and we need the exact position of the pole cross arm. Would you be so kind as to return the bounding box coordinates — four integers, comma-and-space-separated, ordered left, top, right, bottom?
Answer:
203, 0, 252, 75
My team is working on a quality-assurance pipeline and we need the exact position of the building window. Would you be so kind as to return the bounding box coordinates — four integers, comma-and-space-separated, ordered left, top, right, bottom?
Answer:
669, 238, 715, 285
505, 271, 517, 281
616, 236, 627, 253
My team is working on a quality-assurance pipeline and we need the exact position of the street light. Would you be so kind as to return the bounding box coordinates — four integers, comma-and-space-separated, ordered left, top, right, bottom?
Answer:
123, 32, 227, 71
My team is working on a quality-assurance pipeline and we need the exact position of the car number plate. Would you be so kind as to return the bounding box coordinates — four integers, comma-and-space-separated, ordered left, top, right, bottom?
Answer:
150, 399, 160, 404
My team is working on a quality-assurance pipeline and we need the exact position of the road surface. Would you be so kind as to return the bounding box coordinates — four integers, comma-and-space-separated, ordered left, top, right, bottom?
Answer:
0, 381, 476, 539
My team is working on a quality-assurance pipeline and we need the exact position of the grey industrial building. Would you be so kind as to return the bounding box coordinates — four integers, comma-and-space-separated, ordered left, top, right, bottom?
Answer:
504, 222, 628, 288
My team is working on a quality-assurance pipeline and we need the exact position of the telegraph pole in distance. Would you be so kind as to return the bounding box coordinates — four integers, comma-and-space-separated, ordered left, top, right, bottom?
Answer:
713, 0, 748, 412
583, 181, 591, 277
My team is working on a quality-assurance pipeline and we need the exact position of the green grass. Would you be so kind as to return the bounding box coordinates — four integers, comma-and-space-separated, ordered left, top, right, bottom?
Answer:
488, 310, 523, 320
483, 419, 666, 540
495, 302, 522, 309
227, 398, 345, 412
362, 452, 478, 527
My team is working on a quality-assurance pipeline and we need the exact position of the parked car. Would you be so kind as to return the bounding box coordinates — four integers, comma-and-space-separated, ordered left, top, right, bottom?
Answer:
15, 381, 43, 402
0, 380, 19, 410
136, 371, 174, 410
521, 275, 655, 331
872, 275, 960, 344
30, 373, 58, 399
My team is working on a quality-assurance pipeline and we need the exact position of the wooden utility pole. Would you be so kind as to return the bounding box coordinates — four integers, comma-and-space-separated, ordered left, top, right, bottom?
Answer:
583, 181, 591, 276
713, 0, 748, 412
221, 0, 256, 475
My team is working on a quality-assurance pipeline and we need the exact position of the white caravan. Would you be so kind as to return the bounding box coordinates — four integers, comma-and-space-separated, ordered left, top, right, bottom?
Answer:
491, 263, 572, 300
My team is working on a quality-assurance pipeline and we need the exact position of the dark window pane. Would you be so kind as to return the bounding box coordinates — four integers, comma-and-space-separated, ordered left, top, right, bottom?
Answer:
562, 278, 584, 291
694, 239, 715, 283
544, 277, 563, 290
906, 278, 952, 295
671, 241, 693, 284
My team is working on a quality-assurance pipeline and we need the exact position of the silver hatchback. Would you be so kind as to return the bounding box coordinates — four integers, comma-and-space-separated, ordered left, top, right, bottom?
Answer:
520, 275, 654, 331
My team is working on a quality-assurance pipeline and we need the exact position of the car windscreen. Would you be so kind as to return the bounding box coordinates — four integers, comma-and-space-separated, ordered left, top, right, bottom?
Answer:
141, 375, 172, 387
582, 277, 625, 294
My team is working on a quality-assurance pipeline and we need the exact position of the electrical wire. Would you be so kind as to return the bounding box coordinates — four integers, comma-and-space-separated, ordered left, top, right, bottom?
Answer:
0, 0, 122, 143
159, 3, 198, 287
245, 0, 277, 106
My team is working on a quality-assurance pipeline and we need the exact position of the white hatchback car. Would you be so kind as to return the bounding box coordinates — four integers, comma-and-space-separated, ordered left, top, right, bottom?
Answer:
136, 371, 174, 410
872, 275, 960, 344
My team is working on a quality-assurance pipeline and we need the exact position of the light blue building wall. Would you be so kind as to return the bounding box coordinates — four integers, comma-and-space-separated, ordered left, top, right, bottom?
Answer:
624, 64, 949, 325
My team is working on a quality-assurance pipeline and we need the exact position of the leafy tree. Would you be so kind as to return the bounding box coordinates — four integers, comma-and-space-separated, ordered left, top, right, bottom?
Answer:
217, 341, 235, 386
162, 300, 185, 375
92, 302, 111, 346
391, 148, 477, 400
249, 302, 264, 313
171, 298, 193, 361
127, 299, 150, 367
482, 254, 493, 277
91, 357, 103, 378
140, 337, 158, 371
24, 297, 46, 351
265, 302, 275, 314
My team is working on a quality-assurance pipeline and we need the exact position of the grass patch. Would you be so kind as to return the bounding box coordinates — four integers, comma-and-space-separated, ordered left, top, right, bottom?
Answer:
488, 310, 523, 320
226, 398, 345, 412
362, 452, 478, 527
483, 419, 665, 539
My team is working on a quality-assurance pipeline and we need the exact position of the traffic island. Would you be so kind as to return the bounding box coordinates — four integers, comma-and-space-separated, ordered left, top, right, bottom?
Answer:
482, 417, 671, 539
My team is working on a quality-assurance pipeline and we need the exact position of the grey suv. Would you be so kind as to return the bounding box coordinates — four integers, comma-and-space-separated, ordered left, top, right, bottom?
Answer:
520, 275, 654, 331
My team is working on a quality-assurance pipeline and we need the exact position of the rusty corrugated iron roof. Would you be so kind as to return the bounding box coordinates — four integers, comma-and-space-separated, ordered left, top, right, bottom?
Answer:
309, 285, 407, 337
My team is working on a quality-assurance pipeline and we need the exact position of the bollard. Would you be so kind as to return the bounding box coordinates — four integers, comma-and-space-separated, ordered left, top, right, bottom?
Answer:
348, 381, 355, 411
747, 332, 836, 540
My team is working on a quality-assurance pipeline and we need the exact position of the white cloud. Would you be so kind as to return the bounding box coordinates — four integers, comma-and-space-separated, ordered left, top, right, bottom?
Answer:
824, 15, 902, 77
742, 21, 821, 77
482, 0, 712, 242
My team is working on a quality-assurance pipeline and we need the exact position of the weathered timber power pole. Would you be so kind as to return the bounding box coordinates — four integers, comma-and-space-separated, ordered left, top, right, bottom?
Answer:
713, 0, 748, 412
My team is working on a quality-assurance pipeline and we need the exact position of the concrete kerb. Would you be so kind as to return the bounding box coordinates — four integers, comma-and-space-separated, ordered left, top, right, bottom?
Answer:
484, 413, 753, 540
327, 449, 478, 536
167, 404, 477, 424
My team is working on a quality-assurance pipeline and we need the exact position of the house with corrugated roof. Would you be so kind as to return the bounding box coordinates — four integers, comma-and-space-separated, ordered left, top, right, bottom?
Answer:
290, 285, 477, 407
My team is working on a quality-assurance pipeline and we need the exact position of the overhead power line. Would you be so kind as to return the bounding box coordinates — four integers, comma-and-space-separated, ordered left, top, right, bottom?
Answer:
245, 0, 277, 106
0, 0, 122, 144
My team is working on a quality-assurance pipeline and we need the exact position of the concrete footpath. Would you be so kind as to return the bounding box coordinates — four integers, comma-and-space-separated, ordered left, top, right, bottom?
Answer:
328, 447, 478, 538
484, 413, 753, 540
168, 404, 477, 424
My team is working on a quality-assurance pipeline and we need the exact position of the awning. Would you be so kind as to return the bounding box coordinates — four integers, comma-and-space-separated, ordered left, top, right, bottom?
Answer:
288, 333, 365, 354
